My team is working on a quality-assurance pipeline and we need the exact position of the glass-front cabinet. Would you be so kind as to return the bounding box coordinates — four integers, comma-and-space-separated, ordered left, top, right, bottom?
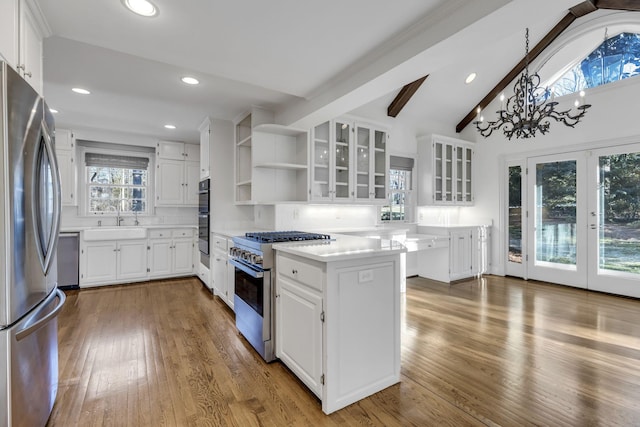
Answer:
418, 134, 474, 206
311, 119, 387, 203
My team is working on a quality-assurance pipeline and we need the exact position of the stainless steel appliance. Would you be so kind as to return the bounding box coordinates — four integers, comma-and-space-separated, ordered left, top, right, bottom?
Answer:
0, 62, 66, 427
198, 179, 210, 268
57, 232, 79, 290
230, 231, 330, 362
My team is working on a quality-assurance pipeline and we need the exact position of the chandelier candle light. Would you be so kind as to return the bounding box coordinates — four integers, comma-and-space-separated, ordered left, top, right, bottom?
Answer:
475, 28, 591, 140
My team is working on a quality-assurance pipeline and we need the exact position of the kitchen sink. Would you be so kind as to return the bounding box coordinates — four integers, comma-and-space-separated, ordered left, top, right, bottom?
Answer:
83, 227, 147, 241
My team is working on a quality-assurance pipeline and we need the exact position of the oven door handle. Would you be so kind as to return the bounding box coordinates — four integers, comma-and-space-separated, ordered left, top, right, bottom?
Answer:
230, 259, 264, 279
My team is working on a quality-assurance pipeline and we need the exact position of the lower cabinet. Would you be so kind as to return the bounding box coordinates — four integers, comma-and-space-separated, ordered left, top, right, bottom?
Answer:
148, 229, 195, 278
211, 233, 234, 309
275, 250, 401, 414
81, 239, 148, 287
417, 225, 491, 282
80, 228, 196, 287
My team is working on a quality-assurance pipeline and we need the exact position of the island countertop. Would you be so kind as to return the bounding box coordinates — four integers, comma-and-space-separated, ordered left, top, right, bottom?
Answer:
272, 234, 405, 262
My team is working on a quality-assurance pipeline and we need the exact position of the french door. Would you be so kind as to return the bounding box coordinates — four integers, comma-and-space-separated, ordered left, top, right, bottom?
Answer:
520, 144, 640, 298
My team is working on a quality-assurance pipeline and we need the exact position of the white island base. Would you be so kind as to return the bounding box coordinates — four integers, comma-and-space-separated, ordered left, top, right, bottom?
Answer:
274, 236, 403, 414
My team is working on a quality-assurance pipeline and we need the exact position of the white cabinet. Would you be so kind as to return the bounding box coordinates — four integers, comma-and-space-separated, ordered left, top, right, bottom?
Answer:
156, 141, 199, 206
211, 234, 234, 309
234, 107, 308, 204
275, 250, 401, 414
417, 225, 491, 282
80, 239, 148, 287
55, 129, 77, 206
418, 134, 473, 205
198, 118, 211, 179
310, 119, 387, 203
148, 228, 195, 278
0, 0, 45, 94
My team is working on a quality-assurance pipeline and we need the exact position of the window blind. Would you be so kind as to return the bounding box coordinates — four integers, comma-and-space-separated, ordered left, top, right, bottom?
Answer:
85, 153, 149, 170
389, 155, 414, 171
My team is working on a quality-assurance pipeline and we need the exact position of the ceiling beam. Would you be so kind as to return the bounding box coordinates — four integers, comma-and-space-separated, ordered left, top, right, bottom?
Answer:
595, 0, 640, 11
569, 0, 598, 17
387, 75, 429, 118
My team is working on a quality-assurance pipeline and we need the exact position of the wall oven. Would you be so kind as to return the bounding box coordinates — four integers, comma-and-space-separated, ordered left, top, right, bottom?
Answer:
230, 232, 331, 362
198, 179, 210, 267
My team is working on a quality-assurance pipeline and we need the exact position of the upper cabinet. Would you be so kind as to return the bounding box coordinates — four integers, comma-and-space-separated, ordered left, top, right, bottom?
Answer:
198, 118, 211, 179
418, 134, 473, 206
55, 129, 77, 206
310, 119, 387, 204
0, 0, 46, 94
234, 107, 309, 204
156, 141, 199, 206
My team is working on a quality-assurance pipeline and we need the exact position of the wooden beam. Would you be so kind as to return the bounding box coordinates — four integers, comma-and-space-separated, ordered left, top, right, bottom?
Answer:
595, 0, 640, 11
387, 75, 429, 118
570, 0, 598, 17
456, 13, 580, 134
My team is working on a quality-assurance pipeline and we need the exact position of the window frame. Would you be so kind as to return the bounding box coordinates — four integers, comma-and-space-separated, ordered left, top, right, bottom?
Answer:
380, 154, 416, 223
78, 146, 155, 217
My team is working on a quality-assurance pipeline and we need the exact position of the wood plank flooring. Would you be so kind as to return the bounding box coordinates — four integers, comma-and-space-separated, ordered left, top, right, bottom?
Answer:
47, 276, 640, 426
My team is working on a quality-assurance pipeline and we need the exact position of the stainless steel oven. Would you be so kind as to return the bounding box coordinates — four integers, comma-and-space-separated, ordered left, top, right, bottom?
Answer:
230, 232, 330, 362
198, 179, 210, 265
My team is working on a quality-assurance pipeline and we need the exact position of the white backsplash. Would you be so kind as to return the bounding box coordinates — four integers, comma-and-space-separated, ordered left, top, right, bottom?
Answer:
60, 206, 197, 228
253, 204, 379, 232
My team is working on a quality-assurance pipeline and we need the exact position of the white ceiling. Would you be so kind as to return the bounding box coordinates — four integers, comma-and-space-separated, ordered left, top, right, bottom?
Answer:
37, 0, 583, 142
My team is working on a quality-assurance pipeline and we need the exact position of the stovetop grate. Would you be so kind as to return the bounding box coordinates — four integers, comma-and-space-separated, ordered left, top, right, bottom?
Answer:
244, 231, 331, 243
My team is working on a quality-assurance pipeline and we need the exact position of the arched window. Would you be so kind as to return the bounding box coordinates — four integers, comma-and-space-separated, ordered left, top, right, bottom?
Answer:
550, 32, 640, 97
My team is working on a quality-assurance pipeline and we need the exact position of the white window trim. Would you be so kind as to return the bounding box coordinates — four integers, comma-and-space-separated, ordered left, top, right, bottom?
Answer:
78, 145, 155, 217
380, 152, 417, 224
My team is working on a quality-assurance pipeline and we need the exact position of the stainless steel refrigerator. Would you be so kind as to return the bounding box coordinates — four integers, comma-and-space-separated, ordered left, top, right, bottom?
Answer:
0, 62, 66, 427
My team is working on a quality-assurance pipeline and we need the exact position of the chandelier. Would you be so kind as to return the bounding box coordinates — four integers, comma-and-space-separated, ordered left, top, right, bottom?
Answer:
475, 28, 591, 140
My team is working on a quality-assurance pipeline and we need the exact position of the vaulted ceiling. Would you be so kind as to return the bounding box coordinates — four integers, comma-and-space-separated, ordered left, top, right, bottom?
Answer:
35, 0, 639, 142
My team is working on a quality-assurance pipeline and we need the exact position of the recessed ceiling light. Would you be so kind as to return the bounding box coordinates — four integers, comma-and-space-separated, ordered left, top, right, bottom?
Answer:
49, 108, 59, 114
164, 124, 176, 129
122, 0, 158, 17
181, 76, 199, 85
72, 87, 90, 95
465, 73, 477, 84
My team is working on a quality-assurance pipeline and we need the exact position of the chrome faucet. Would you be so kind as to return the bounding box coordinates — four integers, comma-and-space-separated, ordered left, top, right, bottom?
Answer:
134, 211, 139, 226
116, 205, 124, 226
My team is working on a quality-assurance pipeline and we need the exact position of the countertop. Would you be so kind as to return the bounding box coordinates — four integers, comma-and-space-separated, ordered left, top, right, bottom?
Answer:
60, 224, 197, 233
273, 234, 405, 262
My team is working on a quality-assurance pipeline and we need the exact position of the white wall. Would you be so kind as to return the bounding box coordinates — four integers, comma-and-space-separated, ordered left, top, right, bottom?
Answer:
464, 76, 640, 275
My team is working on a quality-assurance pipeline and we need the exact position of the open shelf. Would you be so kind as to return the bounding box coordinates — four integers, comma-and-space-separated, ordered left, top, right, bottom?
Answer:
254, 162, 308, 170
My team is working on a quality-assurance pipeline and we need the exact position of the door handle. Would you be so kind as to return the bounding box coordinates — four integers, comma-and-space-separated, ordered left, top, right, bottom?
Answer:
16, 289, 66, 341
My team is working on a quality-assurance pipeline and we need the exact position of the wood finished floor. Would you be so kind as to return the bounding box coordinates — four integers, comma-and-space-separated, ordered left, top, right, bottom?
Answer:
47, 276, 640, 426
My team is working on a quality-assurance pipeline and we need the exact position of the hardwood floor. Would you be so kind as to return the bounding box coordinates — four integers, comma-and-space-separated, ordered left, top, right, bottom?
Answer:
47, 276, 640, 426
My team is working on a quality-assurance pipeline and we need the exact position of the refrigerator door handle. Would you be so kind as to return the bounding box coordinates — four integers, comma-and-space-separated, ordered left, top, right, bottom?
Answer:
15, 289, 66, 341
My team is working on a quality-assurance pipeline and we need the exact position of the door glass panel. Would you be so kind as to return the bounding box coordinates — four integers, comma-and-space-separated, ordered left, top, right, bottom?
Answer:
508, 166, 523, 264
335, 122, 350, 199
598, 152, 640, 275
35, 136, 55, 262
535, 161, 577, 267
445, 144, 453, 201
434, 143, 443, 201
356, 127, 370, 199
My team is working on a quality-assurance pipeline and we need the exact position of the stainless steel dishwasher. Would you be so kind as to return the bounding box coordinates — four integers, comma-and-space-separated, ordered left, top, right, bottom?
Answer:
57, 232, 80, 289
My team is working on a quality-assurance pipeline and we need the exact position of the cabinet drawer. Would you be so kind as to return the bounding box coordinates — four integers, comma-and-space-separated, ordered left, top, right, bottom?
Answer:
172, 228, 194, 238
149, 229, 171, 239
279, 256, 323, 292
211, 234, 228, 252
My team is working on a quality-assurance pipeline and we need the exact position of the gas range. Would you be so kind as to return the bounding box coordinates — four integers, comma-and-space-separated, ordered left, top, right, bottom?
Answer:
230, 231, 331, 270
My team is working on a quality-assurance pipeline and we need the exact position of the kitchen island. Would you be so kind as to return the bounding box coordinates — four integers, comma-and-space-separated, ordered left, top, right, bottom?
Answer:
273, 235, 405, 414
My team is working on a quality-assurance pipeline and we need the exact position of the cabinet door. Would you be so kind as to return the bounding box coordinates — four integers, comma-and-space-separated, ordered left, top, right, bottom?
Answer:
449, 230, 473, 280
56, 149, 77, 206
0, 0, 18, 68
149, 239, 172, 277
277, 275, 323, 397
184, 161, 200, 205
226, 260, 235, 310
156, 159, 184, 205
184, 143, 199, 162
355, 125, 371, 200
333, 120, 352, 201
82, 241, 118, 285
20, 3, 42, 94
373, 129, 387, 200
157, 141, 184, 160
199, 125, 210, 179
311, 122, 331, 201
434, 142, 455, 203
211, 251, 227, 300
172, 238, 193, 275
117, 240, 148, 280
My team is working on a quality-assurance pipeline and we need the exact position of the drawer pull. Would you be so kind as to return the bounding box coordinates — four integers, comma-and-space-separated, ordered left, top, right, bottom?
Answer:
292, 269, 298, 275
